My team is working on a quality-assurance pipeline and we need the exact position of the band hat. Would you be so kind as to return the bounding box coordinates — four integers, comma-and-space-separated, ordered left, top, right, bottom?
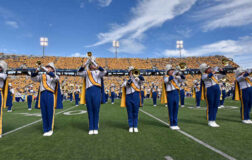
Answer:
46, 62, 56, 72
128, 66, 134, 72
0, 60, 8, 73
199, 63, 210, 74
165, 64, 173, 72
235, 67, 244, 77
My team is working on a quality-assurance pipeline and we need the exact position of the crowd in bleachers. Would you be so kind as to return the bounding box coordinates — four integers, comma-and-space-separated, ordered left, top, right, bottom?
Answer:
1, 53, 238, 97
1, 54, 238, 70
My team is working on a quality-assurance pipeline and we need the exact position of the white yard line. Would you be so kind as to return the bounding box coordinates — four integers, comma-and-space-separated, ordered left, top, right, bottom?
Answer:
140, 109, 236, 160
2, 106, 77, 136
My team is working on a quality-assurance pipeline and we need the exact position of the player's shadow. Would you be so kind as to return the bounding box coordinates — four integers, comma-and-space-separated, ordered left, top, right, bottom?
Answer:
179, 118, 207, 126
140, 119, 169, 128
71, 121, 89, 132
107, 120, 129, 130
217, 117, 241, 123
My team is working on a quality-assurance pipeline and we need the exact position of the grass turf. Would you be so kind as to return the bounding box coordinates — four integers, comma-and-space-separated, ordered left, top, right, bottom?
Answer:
0, 98, 251, 160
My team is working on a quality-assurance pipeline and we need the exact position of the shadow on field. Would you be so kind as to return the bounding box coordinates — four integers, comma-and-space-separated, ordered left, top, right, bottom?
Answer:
140, 119, 168, 128
71, 121, 89, 132
217, 117, 241, 123
104, 120, 128, 130
179, 118, 206, 126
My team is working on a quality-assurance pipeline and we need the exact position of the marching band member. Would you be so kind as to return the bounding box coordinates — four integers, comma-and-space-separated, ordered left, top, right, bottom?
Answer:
140, 85, 145, 107
69, 87, 73, 102
63, 91, 68, 101
78, 54, 106, 135
121, 66, 144, 133
15, 90, 22, 102
0, 60, 9, 138
7, 83, 14, 112
27, 85, 34, 111
110, 84, 116, 104
31, 62, 63, 136
200, 63, 226, 127
179, 79, 186, 108
105, 89, 109, 103
161, 64, 185, 130
151, 82, 158, 107
147, 87, 150, 98
74, 87, 80, 106
192, 80, 201, 108
219, 80, 226, 108
234, 68, 252, 124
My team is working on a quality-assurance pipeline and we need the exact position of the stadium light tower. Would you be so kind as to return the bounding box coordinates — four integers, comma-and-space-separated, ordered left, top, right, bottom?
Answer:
40, 37, 48, 57
176, 40, 183, 58
112, 40, 119, 58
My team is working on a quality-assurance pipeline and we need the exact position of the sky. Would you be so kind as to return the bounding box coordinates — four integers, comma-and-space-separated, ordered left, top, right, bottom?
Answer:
1, 0, 252, 68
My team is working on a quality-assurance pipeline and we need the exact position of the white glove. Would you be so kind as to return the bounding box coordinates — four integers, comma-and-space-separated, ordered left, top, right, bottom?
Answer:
91, 59, 98, 68
84, 59, 91, 67
41, 66, 49, 72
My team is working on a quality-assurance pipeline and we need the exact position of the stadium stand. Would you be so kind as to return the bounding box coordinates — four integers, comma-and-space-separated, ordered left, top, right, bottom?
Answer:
0, 53, 238, 95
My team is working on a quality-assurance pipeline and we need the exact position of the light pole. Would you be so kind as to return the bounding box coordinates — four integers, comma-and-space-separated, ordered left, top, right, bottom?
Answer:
176, 40, 183, 58
112, 40, 119, 58
40, 37, 48, 57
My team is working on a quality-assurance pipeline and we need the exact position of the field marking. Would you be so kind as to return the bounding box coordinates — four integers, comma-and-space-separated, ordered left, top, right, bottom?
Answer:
139, 109, 236, 160
63, 110, 87, 115
2, 106, 77, 136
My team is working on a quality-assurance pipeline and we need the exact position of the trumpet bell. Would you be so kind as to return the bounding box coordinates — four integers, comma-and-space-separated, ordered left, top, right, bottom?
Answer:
179, 62, 187, 71
37, 60, 42, 65
132, 69, 140, 77
87, 52, 92, 57
222, 58, 232, 67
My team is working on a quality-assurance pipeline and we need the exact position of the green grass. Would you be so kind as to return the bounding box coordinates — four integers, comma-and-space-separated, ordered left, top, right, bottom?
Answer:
0, 98, 251, 160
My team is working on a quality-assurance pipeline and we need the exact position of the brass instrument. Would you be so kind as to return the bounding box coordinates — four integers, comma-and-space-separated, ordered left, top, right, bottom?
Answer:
221, 78, 227, 83
132, 69, 140, 77
37, 60, 42, 66
179, 62, 187, 71
222, 58, 232, 67
87, 52, 92, 58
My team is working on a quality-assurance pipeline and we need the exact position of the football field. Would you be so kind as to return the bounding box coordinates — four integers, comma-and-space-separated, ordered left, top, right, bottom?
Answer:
0, 98, 251, 160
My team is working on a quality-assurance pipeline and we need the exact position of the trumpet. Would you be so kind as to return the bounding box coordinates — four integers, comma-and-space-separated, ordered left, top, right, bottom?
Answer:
178, 62, 187, 71
132, 69, 140, 77
87, 52, 92, 57
221, 78, 227, 83
222, 58, 232, 67
37, 60, 42, 66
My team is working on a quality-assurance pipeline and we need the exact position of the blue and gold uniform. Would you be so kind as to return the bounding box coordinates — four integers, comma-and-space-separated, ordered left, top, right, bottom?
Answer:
110, 84, 116, 104
121, 66, 144, 133
161, 64, 184, 130
7, 83, 14, 112
78, 56, 106, 135
27, 85, 35, 110
179, 81, 186, 108
234, 68, 252, 124
200, 63, 226, 127
74, 88, 80, 106
31, 62, 62, 136
151, 83, 158, 107
0, 60, 9, 138
192, 80, 201, 108
219, 81, 226, 108
140, 85, 145, 106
